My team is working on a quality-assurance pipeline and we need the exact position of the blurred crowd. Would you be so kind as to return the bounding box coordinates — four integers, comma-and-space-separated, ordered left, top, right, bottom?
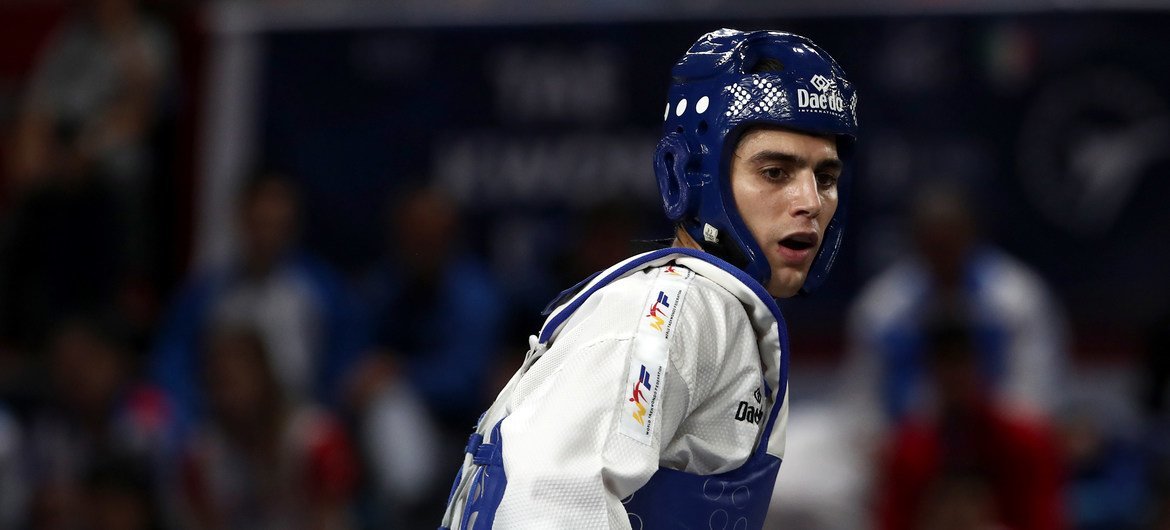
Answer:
0, 1, 462, 528
0, 1, 1169, 530
771, 184, 1170, 530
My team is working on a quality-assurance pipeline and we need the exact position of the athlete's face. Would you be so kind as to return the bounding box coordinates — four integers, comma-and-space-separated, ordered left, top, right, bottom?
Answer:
729, 127, 841, 298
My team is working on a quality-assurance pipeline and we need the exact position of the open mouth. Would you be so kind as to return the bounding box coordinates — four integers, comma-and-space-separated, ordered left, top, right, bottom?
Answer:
779, 234, 817, 251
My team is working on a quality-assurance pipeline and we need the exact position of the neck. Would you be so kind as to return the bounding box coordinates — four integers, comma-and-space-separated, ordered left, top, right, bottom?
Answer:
672, 227, 703, 251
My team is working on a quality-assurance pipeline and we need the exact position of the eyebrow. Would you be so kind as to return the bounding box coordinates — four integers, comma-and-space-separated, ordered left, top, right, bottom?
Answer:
745, 150, 843, 173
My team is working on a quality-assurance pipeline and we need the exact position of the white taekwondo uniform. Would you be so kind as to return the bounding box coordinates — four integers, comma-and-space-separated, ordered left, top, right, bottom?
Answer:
441, 249, 789, 529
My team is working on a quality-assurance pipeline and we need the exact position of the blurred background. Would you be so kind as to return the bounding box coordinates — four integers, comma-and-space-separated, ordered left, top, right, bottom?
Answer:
0, 0, 1168, 528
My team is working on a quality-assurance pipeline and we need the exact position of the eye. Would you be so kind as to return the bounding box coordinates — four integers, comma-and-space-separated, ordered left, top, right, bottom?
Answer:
816, 172, 839, 190
760, 167, 788, 182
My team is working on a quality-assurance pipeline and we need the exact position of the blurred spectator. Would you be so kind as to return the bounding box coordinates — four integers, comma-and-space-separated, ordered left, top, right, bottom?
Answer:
180, 325, 357, 530
908, 474, 1000, 530
7, 0, 172, 191
491, 200, 656, 394
1145, 306, 1170, 424
1144, 306, 1170, 529
841, 185, 1069, 429
0, 175, 126, 405
0, 0, 175, 348
1058, 404, 1146, 530
26, 316, 173, 530
798, 185, 1071, 529
152, 170, 363, 430
357, 186, 504, 433
556, 201, 652, 285
0, 403, 26, 528
349, 186, 503, 525
875, 318, 1066, 530
1156, 498, 1170, 530
82, 456, 167, 530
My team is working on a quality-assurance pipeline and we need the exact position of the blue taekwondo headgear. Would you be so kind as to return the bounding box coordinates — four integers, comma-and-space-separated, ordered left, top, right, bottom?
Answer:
655, 29, 859, 294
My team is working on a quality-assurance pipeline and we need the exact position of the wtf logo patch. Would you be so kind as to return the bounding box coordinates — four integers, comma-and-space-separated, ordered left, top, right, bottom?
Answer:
620, 360, 664, 445
618, 264, 693, 446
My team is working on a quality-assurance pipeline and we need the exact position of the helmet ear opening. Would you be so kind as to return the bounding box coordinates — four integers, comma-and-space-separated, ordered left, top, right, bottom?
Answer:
744, 56, 786, 74
655, 132, 693, 222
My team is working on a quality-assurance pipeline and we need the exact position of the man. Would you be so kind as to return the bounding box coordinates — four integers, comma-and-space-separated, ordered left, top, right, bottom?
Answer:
152, 170, 363, 431
352, 186, 502, 526
181, 325, 358, 529
841, 186, 1067, 426
439, 29, 858, 529
876, 319, 1065, 530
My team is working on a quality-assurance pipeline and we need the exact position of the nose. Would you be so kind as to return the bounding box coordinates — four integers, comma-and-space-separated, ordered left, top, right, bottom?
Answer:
788, 171, 823, 218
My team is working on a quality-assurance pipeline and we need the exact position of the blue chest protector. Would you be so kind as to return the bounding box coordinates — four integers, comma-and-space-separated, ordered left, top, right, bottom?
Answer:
621, 413, 783, 530
441, 248, 790, 530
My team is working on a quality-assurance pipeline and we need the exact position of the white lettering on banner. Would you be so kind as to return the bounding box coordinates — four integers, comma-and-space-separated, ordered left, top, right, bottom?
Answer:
434, 132, 657, 206
490, 45, 622, 124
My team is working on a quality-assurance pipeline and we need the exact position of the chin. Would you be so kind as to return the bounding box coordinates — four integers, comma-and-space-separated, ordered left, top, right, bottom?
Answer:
766, 270, 805, 299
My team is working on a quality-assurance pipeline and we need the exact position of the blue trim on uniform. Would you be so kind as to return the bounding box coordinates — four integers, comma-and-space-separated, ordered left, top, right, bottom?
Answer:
541, 271, 602, 316
538, 248, 790, 409
459, 419, 508, 529
442, 466, 464, 515
537, 250, 681, 343
539, 248, 787, 337
472, 440, 501, 467
465, 432, 484, 455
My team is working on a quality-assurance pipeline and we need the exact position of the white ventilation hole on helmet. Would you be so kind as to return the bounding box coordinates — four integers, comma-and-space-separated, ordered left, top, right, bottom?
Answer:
676, 98, 688, 117
696, 96, 710, 114
664, 103, 670, 121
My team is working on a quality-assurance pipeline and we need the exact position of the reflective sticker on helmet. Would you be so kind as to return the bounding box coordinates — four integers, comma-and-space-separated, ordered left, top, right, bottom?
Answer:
703, 223, 719, 243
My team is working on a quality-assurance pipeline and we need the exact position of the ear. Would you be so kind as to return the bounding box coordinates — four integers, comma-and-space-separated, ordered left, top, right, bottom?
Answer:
654, 131, 693, 222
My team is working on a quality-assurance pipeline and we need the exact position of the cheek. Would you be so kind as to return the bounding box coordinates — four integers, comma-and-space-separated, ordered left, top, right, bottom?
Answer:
820, 192, 840, 224
730, 172, 770, 233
